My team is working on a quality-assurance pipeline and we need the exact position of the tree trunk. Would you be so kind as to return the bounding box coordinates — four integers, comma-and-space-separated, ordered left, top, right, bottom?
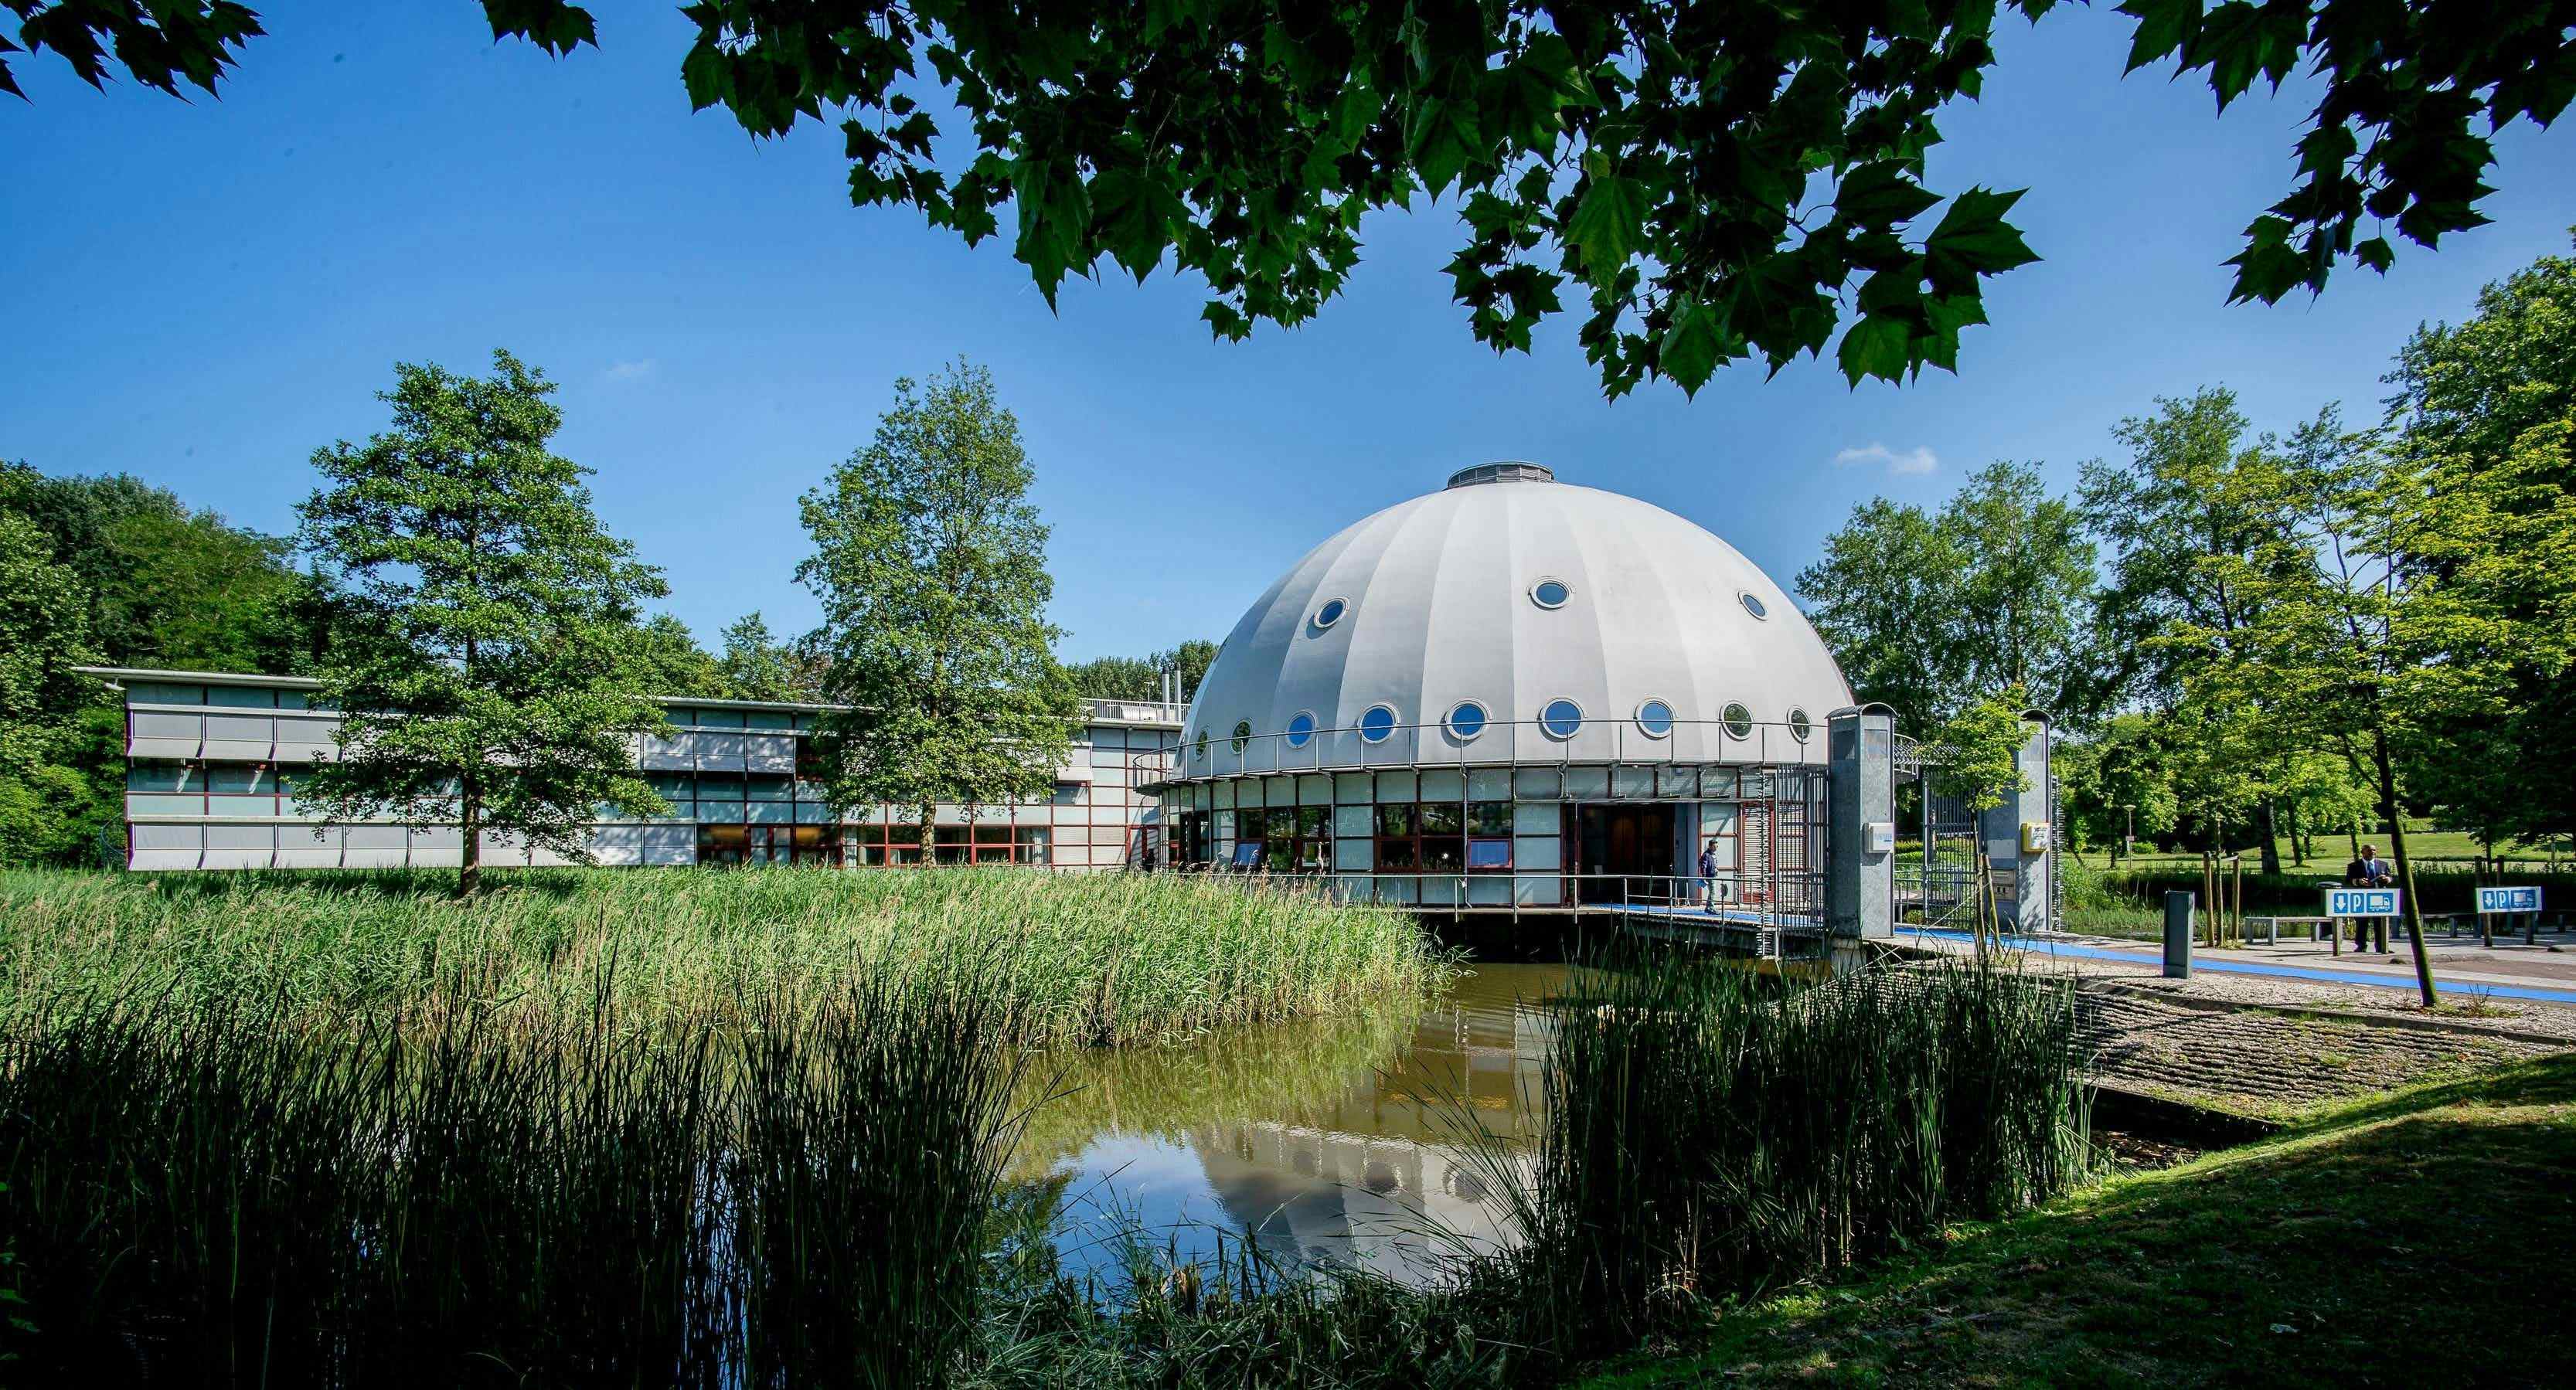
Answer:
918, 800, 936, 867
2368, 727, 2438, 1007
458, 766, 482, 898
2258, 797, 2282, 876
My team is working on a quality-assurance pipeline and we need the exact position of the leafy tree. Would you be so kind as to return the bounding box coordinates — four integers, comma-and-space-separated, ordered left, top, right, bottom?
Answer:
2081, 389, 2329, 870
1798, 462, 2098, 733
1063, 653, 1159, 703
2181, 411, 2445, 1003
1928, 688, 2032, 949
0, 461, 318, 674
1063, 637, 1218, 703
796, 360, 1078, 835
0, 508, 103, 865
21, 5, 2572, 398
716, 610, 826, 703
294, 351, 673, 895
629, 613, 727, 698
2386, 240, 2576, 848
2056, 711, 2180, 863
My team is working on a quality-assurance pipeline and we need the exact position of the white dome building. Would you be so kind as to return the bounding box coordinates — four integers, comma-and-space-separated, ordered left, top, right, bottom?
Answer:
1148, 464, 1862, 913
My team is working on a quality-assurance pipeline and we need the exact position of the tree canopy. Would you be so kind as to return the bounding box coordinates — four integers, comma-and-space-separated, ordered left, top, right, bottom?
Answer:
14, 2, 2571, 397
797, 359, 1079, 828
295, 349, 675, 893
1796, 461, 2098, 734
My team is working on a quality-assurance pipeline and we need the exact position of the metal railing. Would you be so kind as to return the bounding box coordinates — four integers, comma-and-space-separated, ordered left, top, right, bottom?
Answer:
1138, 713, 1832, 790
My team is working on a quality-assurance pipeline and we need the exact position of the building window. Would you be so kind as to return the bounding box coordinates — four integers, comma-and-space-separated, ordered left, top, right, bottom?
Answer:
1739, 591, 1769, 620
1635, 699, 1674, 739
1530, 577, 1570, 610
1234, 804, 1328, 873
1445, 701, 1487, 741
1313, 596, 1349, 630
1723, 702, 1755, 739
1194, 730, 1209, 761
1789, 708, 1812, 743
1285, 711, 1317, 748
1230, 719, 1253, 754
1359, 705, 1398, 743
1540, 698, 1584, 739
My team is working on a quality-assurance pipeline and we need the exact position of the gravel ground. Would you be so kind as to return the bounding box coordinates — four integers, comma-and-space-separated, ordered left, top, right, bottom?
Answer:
2071, 987, 2563, 1114
2024, 948, 2576, 1044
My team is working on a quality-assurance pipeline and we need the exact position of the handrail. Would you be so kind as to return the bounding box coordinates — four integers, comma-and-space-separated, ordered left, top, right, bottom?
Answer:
1141, 713, 1829, 790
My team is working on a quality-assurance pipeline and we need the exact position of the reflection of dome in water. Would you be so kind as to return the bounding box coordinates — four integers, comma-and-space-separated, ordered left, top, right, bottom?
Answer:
1181, 463, 1853, 763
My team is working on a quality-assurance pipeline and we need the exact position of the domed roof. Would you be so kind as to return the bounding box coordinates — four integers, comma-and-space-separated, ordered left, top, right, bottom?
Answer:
1179, 464, 1853, 773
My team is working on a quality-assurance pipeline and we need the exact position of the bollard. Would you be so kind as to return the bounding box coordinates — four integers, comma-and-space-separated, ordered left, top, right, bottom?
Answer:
2163, 891, 2195, 979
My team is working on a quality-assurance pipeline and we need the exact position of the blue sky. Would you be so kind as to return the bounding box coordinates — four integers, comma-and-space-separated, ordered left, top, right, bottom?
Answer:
7, 5, 2572, 662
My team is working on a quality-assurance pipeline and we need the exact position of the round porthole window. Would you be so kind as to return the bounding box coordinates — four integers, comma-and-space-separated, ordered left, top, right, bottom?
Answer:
1739, 591, 1769, 620
1358, 705, 1399, 743
1193, 730, 1209, 760
1530, 578, 1571, 610
1313, 596, 1349, 630
1230, 719, 1253, 754
1540, 698, 1584, 739
1635, 698, 1674, 739
1722, 702, 1754, 739
1788, 708, 1812, 743
1285, 711, 1317, 748
1446, 701, 1488, 741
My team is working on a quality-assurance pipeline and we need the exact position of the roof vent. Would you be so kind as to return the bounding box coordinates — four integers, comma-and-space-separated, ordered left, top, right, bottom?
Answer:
1446, 461, 1556, 488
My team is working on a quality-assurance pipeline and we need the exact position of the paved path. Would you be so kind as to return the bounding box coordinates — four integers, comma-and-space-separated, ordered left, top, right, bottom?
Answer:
1901, 925, 2576, 1007
2070, 987, 2559, 1112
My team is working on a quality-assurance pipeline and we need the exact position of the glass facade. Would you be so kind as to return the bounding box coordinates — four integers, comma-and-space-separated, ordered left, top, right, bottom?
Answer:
111, 680, 1176, 873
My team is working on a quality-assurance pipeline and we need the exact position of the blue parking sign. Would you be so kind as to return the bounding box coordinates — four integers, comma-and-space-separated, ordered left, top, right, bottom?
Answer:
2325, 888, 2399, 917
2479, 886, 2542, 914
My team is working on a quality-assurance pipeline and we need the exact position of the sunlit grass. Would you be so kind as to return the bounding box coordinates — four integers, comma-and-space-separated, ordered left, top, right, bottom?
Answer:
0, 865, 1450, 1048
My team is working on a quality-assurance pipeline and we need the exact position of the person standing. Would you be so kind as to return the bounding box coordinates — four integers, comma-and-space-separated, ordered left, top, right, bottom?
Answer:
2344, 844, 2394, 952
1697, 839, 1720, 912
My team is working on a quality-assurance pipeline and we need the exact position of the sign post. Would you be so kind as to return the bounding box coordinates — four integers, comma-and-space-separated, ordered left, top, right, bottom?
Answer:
2478, 885, 2544, 947
2325, 888, 2400, 956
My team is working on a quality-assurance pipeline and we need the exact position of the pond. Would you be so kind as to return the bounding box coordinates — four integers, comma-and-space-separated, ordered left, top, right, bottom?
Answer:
1009, 962, 1567, 1287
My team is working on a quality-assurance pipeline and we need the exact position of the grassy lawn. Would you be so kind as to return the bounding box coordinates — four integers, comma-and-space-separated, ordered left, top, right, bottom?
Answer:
1580, 1054, 2576, 1388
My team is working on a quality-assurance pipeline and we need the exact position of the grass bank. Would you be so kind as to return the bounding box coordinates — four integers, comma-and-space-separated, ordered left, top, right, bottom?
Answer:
0, 866, 1448, 1048
1584, 1053, 2576, 1387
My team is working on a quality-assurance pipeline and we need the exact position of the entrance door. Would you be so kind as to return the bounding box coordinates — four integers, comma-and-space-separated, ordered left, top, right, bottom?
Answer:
1574, 804, 1675, 904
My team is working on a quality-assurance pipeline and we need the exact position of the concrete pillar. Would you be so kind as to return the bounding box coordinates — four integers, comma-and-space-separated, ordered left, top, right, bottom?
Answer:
1978, 714, 2054, 935
1828, 707, 1897, 943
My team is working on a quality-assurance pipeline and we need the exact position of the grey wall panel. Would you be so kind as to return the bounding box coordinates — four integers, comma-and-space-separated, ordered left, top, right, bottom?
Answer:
202, 824, 277, 868
275, 826, 345, 868
131, 824, 202, 854
345, 825, 408, 868
638, 823, 694, 866
745, 735, 796, 773
477, 832, 532, 866
589, 824, 644, 866
408, 828, 462, 868
203, 714, 274, 744
641, 735, 693, 770
693, 733, 747, 769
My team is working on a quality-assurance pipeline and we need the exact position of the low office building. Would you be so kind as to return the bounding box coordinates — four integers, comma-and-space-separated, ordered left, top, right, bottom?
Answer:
86, 667, 1179, 872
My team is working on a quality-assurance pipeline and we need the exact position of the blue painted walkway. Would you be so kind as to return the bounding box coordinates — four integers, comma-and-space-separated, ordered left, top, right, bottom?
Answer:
1901, 926, 2576, 1007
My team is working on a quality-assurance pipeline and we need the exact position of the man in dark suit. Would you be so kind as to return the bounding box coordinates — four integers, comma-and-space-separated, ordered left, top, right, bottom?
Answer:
2344, 845, 2394, 950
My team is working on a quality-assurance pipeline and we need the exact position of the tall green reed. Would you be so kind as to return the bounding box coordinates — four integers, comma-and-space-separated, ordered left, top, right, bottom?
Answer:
0, 866, 1447, 1048
0, 972, 1023, 1388
1494, 953, 2091, 1353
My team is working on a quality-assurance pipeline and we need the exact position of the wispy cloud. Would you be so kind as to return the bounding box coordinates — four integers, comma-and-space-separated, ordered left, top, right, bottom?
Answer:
1833, 442, 1938, 477
604, 358, 657, 380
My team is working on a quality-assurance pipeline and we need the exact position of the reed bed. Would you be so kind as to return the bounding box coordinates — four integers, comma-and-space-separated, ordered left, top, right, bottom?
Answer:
1492, 953, 2093, 1354
0, 977, 1022, 1386
0, 866, 1447, 1048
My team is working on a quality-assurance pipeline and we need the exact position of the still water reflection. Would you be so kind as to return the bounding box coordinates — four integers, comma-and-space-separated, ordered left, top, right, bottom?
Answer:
1011, 963, 1567, 1287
